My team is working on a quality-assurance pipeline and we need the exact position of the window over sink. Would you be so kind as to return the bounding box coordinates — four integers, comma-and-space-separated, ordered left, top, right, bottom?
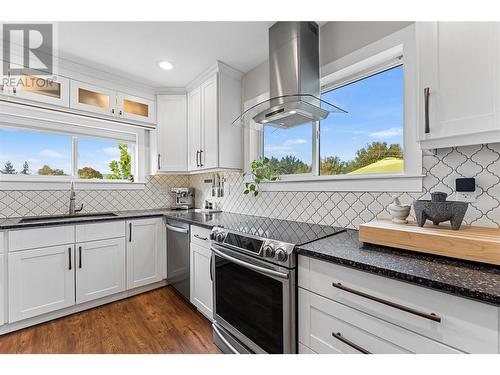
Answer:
0, 127, 135, 181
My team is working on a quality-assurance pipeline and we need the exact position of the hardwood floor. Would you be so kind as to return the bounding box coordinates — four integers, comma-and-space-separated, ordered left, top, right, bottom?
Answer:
0, 287, 220, 354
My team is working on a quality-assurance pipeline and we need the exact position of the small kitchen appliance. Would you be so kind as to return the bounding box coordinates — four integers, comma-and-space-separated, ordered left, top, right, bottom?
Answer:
170, 187, 194, 210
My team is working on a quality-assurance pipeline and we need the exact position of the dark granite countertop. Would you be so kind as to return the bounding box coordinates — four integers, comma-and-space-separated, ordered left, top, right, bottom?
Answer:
297, 229, 500, 306
2, 209, 498, 306
0, 209, 173, 230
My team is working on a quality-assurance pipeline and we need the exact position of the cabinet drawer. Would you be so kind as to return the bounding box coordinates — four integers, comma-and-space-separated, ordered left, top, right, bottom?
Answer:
298, 343, 317, 354
190, 225, 212, 248
299, 256, 499, 353
299, 288, 461, 354
8, 225, 74, 252
76, 221, 125, 242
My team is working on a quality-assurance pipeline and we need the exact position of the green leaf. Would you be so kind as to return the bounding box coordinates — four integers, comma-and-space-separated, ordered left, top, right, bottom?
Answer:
253, 190, 259, 196
243, 190, 250, 195
249, 184, 255, 191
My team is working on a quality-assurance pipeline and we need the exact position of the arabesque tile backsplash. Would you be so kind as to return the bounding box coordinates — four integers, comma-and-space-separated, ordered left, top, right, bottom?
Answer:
190, 143, 500, 229
0, 175, 189, 218
0, 144, 499, 229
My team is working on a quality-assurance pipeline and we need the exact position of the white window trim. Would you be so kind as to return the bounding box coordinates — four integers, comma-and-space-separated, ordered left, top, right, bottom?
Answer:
246, 24, 422, 192
0, 101, 148, 190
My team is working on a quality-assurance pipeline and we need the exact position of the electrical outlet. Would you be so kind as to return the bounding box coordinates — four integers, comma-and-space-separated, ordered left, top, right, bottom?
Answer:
455, 191, 476, 203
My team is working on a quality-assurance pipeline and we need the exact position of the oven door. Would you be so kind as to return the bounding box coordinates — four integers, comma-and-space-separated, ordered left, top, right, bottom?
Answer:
211, 242, 296, 354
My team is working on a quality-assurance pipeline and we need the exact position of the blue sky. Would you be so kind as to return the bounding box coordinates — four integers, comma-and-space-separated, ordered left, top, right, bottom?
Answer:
264, 65, 404, 164
0, 128, 125, 176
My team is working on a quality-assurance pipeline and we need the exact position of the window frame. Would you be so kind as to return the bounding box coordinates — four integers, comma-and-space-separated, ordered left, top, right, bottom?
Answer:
0, 100, 147, 190
253, 24, 422, 192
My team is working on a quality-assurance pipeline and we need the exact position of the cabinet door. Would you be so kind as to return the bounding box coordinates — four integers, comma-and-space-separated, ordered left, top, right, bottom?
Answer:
187, 87, 202, 171
126, 218, 165, 290
117, 92, 156, 124
0, 254, 4, 326
190, 242, 213, 320
70, 80, 116, 116
10, 74, 70, 107
156, 95, 188, 172
76, 238, 126, 304
200, 74, 218, 169
417, 22, 500, 147
8, 245, 75, 323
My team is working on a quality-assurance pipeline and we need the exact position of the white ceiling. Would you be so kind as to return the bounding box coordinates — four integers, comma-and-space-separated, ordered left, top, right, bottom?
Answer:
57, 22, 274, 88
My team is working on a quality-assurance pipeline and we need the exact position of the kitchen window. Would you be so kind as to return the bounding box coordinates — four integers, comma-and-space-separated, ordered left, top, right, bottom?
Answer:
320, 65, 404, 176
259, 27, 422, 192
0, 101, 147, 189
0, 127, 135, 181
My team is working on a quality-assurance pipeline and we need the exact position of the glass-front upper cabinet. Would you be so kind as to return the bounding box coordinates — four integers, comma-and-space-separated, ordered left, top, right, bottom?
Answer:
3, 74, 70, 107
70, 81, 116, 116
117, 92, 156, 123
70, 81, 155, 124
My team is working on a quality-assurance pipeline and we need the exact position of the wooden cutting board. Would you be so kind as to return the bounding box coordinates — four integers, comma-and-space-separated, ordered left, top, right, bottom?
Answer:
359, 220, 500, 265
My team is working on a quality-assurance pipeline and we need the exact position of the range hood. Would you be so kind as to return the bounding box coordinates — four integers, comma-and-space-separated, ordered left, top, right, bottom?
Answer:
233, 21, 345, 130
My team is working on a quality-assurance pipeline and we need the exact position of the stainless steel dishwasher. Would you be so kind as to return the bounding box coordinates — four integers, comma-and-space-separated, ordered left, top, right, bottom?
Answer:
166, 219, 190, 300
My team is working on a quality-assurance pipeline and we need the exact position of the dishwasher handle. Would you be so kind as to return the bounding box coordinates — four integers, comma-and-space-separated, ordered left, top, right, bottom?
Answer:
166, 223, 189, 234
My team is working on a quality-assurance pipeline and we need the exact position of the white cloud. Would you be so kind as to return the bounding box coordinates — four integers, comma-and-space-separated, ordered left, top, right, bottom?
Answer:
264, 145, 292, 153
369, 127, 403, 139
102, 147, 121, 156
40, 149, 65, 158
283, 139, 307, 146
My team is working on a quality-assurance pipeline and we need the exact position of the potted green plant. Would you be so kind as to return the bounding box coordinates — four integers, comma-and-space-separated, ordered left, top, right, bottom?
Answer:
243, 157, 280, 196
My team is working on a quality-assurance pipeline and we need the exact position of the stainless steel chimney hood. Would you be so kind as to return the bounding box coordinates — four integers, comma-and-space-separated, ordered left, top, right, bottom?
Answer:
233, 21, 345, 130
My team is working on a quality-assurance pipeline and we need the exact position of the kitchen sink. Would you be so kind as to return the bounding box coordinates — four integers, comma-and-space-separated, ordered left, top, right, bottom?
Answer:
19, 212, 118, 223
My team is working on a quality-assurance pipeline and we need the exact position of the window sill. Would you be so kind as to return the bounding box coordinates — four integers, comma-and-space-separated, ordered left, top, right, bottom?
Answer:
252, 173, 424, 192
0, 177, 146, 191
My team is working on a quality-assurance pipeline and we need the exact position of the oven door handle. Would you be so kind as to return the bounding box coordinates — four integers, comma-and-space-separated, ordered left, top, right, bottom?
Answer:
212, 324, 240, 354
211, 244, 289, 280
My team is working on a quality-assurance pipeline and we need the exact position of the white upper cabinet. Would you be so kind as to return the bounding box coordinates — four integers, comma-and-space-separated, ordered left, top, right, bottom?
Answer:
200, 75, 219, 169
70, 80, 156, 124
155, 94, 188, 172
70, 81, 116, 116
1, 73, 70, 107
117, 92, 156, 124
188, 87, 202, 170
187, 62, 243, 172
417, 22, 500, 148
126, 218, 165, 290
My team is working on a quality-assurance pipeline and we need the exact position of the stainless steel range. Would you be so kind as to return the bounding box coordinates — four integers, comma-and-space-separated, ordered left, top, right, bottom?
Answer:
209, 219, 344, 354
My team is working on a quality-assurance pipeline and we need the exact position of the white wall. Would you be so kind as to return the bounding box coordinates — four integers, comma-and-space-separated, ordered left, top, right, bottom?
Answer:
241, 21, 413, 102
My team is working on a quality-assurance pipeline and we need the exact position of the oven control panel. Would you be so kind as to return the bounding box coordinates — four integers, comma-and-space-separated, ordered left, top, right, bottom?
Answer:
211, 227, 296, 267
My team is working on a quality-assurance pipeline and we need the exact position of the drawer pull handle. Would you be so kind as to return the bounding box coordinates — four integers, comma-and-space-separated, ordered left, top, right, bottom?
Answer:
332, 332, 371, 354
332, 282, 441, 323
194, 234, 208, 241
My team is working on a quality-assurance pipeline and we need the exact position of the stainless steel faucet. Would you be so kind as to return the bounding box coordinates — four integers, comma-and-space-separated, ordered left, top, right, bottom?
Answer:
69, 181, 84, 216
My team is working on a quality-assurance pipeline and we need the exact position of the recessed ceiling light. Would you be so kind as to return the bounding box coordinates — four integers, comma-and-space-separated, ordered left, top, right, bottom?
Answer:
158, 61, 173, 71
289, 110, 297, 114
261, 120, 269, 124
